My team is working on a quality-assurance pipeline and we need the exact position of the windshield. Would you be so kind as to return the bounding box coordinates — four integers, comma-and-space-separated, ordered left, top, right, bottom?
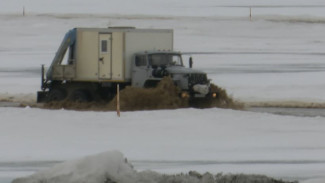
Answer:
148, 54, 183, 67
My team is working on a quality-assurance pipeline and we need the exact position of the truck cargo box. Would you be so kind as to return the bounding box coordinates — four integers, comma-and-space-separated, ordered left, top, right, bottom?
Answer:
50, 28, 173, 82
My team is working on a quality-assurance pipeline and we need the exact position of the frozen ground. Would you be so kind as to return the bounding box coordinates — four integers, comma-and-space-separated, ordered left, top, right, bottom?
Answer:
2, 107, 325, 183
1, 0, 325, 183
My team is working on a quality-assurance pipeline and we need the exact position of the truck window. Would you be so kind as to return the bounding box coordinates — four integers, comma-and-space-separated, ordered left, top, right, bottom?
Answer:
149, 54, 168, 67
148, 54, 183, 67
169, 55, 182, 66
62, 45, 75, 65
101, 40, 108, 53
135, 56, 147, 66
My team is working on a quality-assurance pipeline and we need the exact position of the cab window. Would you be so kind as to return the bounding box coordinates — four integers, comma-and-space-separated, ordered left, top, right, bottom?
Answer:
135, 55, 147, 66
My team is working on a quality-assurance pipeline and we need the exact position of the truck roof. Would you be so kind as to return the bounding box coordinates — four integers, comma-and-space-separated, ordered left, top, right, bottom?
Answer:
136, 50, 181, 55
75, 27, 173, 33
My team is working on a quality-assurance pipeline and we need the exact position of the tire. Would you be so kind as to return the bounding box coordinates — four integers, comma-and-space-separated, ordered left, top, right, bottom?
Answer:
48, 88, 66, 102
70, 90, 90, 102
99, 89, 115, 101
144, 80, 160, 88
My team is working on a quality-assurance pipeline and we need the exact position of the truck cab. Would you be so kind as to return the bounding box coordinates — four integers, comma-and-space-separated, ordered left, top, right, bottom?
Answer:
132, 51, 213, 98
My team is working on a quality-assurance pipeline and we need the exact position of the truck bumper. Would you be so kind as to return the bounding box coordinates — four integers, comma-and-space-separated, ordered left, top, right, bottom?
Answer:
181, 91, 217, 99
194, 92, 217, 98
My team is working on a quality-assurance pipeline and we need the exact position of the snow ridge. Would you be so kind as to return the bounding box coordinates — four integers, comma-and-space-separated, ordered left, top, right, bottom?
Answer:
12, 151, 295, 183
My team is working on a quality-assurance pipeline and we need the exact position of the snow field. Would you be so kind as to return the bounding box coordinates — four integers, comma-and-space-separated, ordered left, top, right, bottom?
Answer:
2, 0, 325, 17
1, 1, 325, 182
1, 107, 325, 182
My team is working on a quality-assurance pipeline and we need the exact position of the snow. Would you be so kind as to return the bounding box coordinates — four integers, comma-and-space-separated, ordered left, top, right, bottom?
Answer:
1, 107, 325, 182
2, 0, 325, 17
1, 0, 325, 182
12, 150, 298, 183
12, 151, 135, 183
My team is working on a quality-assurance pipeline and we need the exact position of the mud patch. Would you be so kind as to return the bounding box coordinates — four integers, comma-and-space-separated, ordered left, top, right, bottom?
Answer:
43, 77, 241, 111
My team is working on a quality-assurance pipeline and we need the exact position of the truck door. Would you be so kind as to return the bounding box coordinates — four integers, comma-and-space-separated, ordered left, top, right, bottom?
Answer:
98, 34, 112, 79
132, 55, 150, 87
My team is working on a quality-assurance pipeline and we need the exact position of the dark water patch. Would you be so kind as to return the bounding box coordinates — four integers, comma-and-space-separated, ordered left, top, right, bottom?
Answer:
248, 107, 325, 117
204, 63, 325, 74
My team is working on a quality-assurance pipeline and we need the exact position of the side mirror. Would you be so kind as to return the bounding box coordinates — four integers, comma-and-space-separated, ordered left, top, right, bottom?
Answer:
189, 57, 193, 68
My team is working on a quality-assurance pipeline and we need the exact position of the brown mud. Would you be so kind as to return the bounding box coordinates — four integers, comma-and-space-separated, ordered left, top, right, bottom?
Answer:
43, 77, 242, 111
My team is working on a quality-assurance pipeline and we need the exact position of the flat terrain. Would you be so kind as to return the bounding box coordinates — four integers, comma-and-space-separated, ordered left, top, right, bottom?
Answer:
1, 1, 325, 182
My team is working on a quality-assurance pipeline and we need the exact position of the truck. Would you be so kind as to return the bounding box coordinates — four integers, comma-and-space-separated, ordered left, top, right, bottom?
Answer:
37, 27, 217, 102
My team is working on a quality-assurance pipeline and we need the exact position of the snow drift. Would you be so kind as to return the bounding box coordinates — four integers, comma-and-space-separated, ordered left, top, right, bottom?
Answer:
12, 151, 295, 183
12, 151, 135, 183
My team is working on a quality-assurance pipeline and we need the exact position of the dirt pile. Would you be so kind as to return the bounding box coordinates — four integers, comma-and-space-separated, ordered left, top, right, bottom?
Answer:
107, 77, 188, 111
44, 77, 241, 111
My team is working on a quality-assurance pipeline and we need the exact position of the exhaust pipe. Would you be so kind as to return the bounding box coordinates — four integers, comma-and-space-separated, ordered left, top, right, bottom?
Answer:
41, 64, 45, 91
189, 57, 193, 68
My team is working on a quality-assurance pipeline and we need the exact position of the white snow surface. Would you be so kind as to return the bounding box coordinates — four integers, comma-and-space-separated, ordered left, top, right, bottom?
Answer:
1, 107, 325, 182
1, 0, 325, 183
2, 0, 325, 17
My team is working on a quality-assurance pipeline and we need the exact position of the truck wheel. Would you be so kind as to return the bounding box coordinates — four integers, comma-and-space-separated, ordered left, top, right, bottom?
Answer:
48, 89, 66, 102
70, 90, 90, 102
144, 80, 160, 88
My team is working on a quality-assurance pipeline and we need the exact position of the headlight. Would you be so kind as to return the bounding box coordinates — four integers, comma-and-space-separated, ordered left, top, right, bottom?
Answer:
212, 93, 217, 98
181, 92, 190, 98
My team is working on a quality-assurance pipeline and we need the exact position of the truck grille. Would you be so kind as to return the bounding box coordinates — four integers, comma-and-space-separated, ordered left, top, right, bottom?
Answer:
188, 73, 208, 86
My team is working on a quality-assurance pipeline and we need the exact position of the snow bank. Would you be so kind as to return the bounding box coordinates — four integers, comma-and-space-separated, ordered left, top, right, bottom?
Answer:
12, 151, 135, 183
12, 151, 295, 183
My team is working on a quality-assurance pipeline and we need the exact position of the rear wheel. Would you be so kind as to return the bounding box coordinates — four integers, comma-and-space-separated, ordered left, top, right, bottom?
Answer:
99, 89, 115, 101
70, 90, 91, 102
48, 88, 66, 102
144, 80, 160, 88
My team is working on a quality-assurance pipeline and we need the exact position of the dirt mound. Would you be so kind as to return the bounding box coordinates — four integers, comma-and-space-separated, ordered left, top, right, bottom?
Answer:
44, 77, 241, 111
108, 77, 188, 111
